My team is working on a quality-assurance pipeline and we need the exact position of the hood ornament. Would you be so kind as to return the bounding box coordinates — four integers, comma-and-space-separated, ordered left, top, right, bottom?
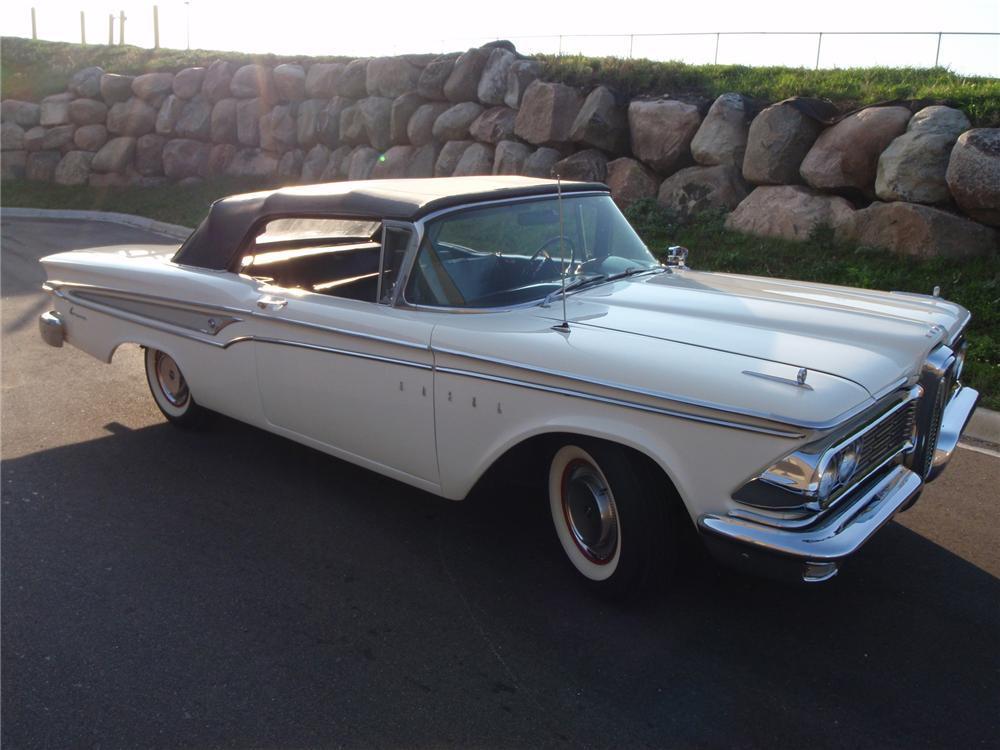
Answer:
797, 367, 808, 386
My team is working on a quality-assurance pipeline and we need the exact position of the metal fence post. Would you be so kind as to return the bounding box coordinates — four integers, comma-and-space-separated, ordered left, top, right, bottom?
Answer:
153, 5, 159, 49
935, 32, 942, 67
31, 7, 37, 39
714, 32, 720, 64
815, 32, 823, 70
80, 11, 86, 44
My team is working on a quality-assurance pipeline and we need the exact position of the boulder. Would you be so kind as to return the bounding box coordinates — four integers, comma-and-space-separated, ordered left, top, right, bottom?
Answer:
74, 124, 108, 151
225, 147, 279, 179
135, 134, 166, 176
367, 57, 421, 98
40, 94, 73, 127
236, 98, 267, 146
175, 97, 214, 140
163, 139, 210, 179
231, 65, 275, 100
657, 164, 749, 220
301, 144, 331, 182
1, 122, 24, 151
69, 67, 103, 98
875, 106, 971, 204
552, 149, 608, 182
504, 60, 543, 110
278, 148, 305, 180
515, 81, 583, 146
108, 98, 157, 136
42, 124, 76, 151
273, 64, 306, 102
469, 106, 517, 144
417, 54, 457, 101
201, 60, 235, 102
346, 146, 379, 180
297, 99, 326, 148
452, 143, 495, 176
478, 48, 516, 106
800, 106, 912, 196
1, 150, 27, 179
605, 157, 659, 209
205, 143, 237, 177
946, 128, 1000, 226
100, 73, 135, 104
690, 93, 750, 167
91, 136, 136, 173
444, 48, 490, 102
725, 185, 855, 241
259, 105, 298, 152
338, 60, 371, 98
339, 104, 366, 145
132, 72, 175, 102
320, 97, 351, 147
570, 86, 628, 154
434, 140, 472, 176
2, 100, 41, 128
523, 147, 562, 178
68, 98, 108, 126
407, 103, 450, 146
26, 150, 62, 181
173, 67, 206, 99
851, 201, 997, 258
742, 102, 825, 185
493, 140, 532, 175
54, 151, 94, 185
23, 126, 46, 151
305, 63, 344, 98
408, 143, 439, 177
210, 98, 238, 143
628, 98, 701, 174
358, 97, 393, 152
155, 95, 184, 135
323, 144, 354, 180
390, 92, 426, 145
433, 102, 484, 142
371, 145, 415, 179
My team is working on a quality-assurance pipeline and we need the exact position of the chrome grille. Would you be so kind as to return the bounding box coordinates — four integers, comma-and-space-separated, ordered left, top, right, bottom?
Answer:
857, 400, 916, 478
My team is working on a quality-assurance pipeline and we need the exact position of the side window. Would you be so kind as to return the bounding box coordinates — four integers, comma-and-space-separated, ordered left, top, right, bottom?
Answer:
379, 226, 413, 304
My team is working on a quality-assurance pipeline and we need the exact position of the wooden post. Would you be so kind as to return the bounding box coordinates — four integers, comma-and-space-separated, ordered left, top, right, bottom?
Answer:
108, 14, 114, 44
119, 10, 126, 45
80, 11, 86, 44
815, 32, 823, 70
31, 7, 37, 39
153, 5, 159, 49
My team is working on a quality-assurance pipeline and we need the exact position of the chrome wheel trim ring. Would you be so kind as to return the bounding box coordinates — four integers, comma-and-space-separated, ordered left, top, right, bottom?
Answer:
561, 459, 619, 564
153, 351, 190, 408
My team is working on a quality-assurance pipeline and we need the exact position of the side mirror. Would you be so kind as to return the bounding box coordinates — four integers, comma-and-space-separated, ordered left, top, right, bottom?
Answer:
666, 245, 689, 268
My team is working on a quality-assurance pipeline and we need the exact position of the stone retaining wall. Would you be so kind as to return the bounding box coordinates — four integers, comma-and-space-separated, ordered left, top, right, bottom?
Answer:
2, 42, 998, 257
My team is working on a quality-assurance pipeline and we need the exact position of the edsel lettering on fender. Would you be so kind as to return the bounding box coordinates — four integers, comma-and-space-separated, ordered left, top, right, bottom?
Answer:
39, 176, 979, 599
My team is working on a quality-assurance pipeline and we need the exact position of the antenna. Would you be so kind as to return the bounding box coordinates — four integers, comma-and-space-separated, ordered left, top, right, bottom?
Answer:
554, 173, 569, 331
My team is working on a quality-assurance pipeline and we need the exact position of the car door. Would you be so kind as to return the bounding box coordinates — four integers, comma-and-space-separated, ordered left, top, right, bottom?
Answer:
250, 222, 440, 489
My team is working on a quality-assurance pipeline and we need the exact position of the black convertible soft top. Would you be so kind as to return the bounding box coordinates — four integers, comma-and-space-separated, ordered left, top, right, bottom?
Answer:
172, 176, 608, 271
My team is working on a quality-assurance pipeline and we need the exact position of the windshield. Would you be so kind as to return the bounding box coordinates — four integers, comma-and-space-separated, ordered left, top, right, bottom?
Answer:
405, 194, 659, 308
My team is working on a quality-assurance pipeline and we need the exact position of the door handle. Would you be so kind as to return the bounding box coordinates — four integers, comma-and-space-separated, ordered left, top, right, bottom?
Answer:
256, 295, 287, 310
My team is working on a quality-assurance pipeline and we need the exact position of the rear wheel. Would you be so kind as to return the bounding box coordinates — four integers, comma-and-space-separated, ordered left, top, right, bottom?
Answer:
548, 440, 675, 600
144, 347, 210, 429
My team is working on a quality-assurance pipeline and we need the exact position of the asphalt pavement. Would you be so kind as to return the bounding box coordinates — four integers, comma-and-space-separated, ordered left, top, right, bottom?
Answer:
2, 217, 999, 749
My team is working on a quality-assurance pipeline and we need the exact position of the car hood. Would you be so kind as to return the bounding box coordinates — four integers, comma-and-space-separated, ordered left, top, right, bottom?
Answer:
536, 269, 969, 396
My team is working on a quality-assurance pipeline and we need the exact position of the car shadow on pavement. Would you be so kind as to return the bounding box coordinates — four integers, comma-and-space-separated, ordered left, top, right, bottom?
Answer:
3, 416, 998, 749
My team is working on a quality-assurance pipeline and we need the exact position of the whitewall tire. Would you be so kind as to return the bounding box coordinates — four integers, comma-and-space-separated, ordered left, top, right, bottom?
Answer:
144, 347, 209, 428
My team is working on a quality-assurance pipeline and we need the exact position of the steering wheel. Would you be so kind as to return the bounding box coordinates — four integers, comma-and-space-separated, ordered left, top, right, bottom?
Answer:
528, 235, 577, 279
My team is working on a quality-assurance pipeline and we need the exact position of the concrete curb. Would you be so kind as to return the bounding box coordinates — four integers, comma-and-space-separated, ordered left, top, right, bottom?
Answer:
1, 207, 193, 241
967, 406, 1000, 445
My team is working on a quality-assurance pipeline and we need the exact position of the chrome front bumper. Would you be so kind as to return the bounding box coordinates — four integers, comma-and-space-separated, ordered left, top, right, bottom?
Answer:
701, 385, 979, 583
39, 310, 65, 347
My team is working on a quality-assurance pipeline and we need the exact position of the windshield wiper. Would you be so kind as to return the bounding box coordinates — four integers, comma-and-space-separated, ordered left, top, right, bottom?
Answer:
605, 265, 667, 281
542, 274, 607, 305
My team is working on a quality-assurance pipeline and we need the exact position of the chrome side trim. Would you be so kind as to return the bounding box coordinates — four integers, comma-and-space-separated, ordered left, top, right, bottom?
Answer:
435, 346, 850, 432
436, 365, 804, 438
741, 369, 814, 391
45, 281, 249, 317
700, 465, 923, 561
71, 289, 242, 335
236, 336, 432, 371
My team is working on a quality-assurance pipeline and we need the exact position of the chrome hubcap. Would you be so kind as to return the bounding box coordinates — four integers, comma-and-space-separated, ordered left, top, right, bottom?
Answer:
561, 459, 618, 564
154, 351, 189, 407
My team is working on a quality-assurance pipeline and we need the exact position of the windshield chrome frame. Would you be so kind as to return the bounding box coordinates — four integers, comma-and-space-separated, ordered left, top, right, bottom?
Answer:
392, 190, 651, 314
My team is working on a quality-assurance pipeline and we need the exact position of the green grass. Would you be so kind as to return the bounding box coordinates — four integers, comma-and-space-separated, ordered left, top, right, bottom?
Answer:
541, 55, 1000, 126
2, 180, 997, 409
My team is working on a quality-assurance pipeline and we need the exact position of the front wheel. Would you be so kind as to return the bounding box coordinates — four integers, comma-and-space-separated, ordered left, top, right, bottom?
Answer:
548, 440, 674, 600
143, 347, 210, 429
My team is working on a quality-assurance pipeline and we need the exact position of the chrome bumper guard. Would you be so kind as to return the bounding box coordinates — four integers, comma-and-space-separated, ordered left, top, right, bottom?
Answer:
700, 385, 979, 582
39, 310, 65, 348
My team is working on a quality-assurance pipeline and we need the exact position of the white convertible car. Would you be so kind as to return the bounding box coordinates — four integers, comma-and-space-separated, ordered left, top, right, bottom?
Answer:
39, 176, 979, 597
